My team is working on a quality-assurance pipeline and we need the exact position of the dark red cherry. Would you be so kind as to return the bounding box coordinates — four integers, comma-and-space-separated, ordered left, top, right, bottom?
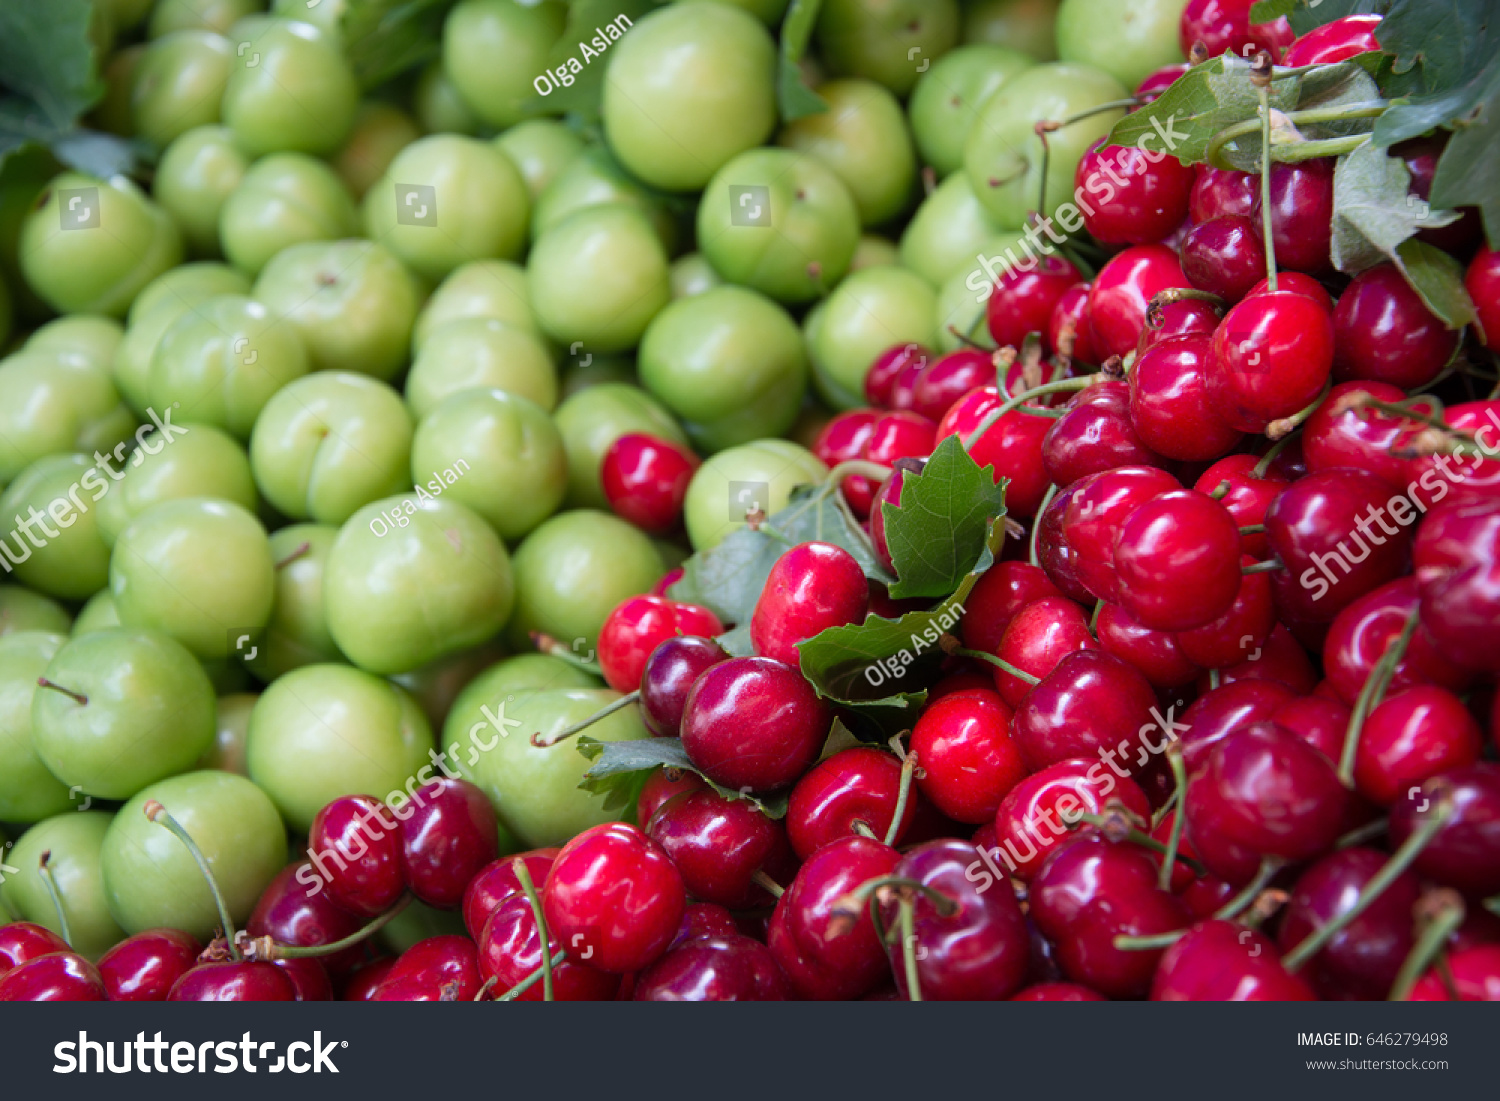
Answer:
1276, 846, 1418, 1001
169, 960, 297, 1002
1152, 919, 1315, 1000
1134, 64, 1188, 104
672, 902, 739, 947
1034, 482, 1097, 604
989, 596, 1099, 707
633, 934, 788, 1001
1331, 265, 1459, 390
959, 560, 1064, 655
935, 386, 1051, 518
1303, 381, 1425, 490
992, 758, 1152, 881
1209, 290, 1334, 433
1406, 945, 1500, 1001
842, 411, 937, 514
638, 768, 709, 826
639, 636, 730, 738
879, 839, 1030, 1000
399, 778, 501, 911
1074, 138, 1195, 246
910, 686, 1026, 824
1130, 336, 1244, 464
1087, 244, 1192, 361
1467, 244, 1500, 349
787, 746, 918, 859
1061, 465, 1182, 603
1042, 379, 1168, 487
681, 656, 831, 792
1179, 0, 1294, 61
543, 822, 685, 974
247, 861, 366, 979
306, 794, 405, 919
373, 935, 481, 1001
1354, 686, 1483, 807
1012, 981, 1107, 1000
1177, 677, 1297, 773
602, 433, 700, 534
1181, 215, 1266, 303
1281, 13, 1382, 66
912, 350, 993, 425
812, 408, 877, 469
98, 929, 201, 1002
751, 541, 869, 667
477, 893, 619, 1000
1137, 296, 1222, 356
342, 957, 395, 1001
1389, 764, 1500, 898
1408, 400, 1500, 511
1096, 602, 1200, 689
1174, 556, 1274, 669
1322, 577, 1471, 705
1270, 694, 1351, 764
0, 951, 106, 1001
865, 343, 931, 408
1246, 270, 1333, 312
599, 594, 724, 693
1193, 453, 1286, 559
1012, 650, 1160, 775
461, 850, 558, 941
1207, 621, 1319, 694
867, 458, 918, 575
647, 789, 795, 909
1190, 165, 1259, 223
987, 254, 1081, 351
1047, 282, 1099, 365
1398, 135, 1483, 255
0, 921, 68, 976
1114, 489, 1243, 632
275, 956, 333, 1002
1268, 159, 1336, 273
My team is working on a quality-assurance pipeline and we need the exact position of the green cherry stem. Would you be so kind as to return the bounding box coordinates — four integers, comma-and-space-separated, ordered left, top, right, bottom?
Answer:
751, 869, 785, 899
36, 851, 72, 948
496, 948, 568, 1002
1268, 381, 1331, 440
899, 898, 922, 1002
1336, 817, 1389, 849
1338, 604, 1420, 787
1204, 103, 1387, 172
1387, 891, 1466, 1001
883, 749, 917, 847
963, 377, 1094, 451
250, 894, 413, 960
1213, 857, 1285, 922
1251, 433, 1297, 479
1067, 811, 1206, 875
1241, 559, 1286, 574
514, 861, 554, 1002
949, 645, 1041, 685
145, 800, 241, 961
1156, 747, 1189, 892
1030, 484, 1058, 568
35, 678, 87, 706
528, 633, 602, 675
531, 690, 640, 748
823, 460, 895, 487
1252, 54, 1278, 293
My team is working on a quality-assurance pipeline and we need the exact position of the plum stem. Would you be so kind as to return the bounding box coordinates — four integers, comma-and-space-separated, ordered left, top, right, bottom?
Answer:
530, 690, 639, 748
37, 851, 71, 948
36, 678, 86, 705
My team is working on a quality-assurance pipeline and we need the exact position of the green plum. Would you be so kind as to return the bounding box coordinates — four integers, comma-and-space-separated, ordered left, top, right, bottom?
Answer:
552, 382, 689, 509
249, 371, 413, 524
252, 239, 421, 380
221, 17, 358, 157
19, 172, 183, 318
243, 523, 342, 682
447, 653, 599, 709
245, 663, 433, 831
0, 812, 127, 959
389, 640, 508, 732
326, 495, 513, 675
154, 125, 252, 256
0, 454, 115, 601
270, 0, 347, 40
110, 498, 275, 660
558, 354, 637, 399
816, 0, 960, 96
639, 285, 807, 453
696, 148, 860, 305
26, 315, 124, 371
405, 318, 557, 420
850, 234, 901, 271
130, 30, 234, 148
442, 0, 568, 129
334, 102, 421, 200
934, 230, 1030, 351
779, 79, 916, 228
114, 261, 252, 413
670, 253, 723, 299
1056, 0, 1189, 89
494, 119, 584, 203
447, 685, 649, 848
506, 509, 665, 651
149, 0, 261, 37
411, 389, 567, 543
908, 45, 1038, 178
72, 590, 120, 636
148, 295, 310, 437
31, 627, 216, 799
527, 205, 671, 354
0, 587, 71, 637
96, 423, 258, 546
412, 259, 540, 352
364, 134, 530, 283
0, 350, 137, 485
197, 690, 256, 774
100, 769, 286, 939
530, 145, 677, 252
965, 62, 1129, 227
220, 152, 359, 276
415, 61, 481, 136
602, 2, 778, 192
899, 171, 1004, 285
807, 265, 936, 409
963, 0, 1061, 60
0, 630, 72, 823
683, 438, 828, 550
686, 0, 789, 22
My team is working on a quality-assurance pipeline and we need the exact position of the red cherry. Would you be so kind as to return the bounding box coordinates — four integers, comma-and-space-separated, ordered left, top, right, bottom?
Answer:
751, 541, 869, 667
639, 635, 729, 738
169, 960, 297, 1002
1407, 400, 1500, 511
1114, 489, 1243, 632
1331, 265, 1459, 390
1011, 649, 1160, 775
867, 458, 917, 574
787, 745, 919, 858
1174, 555, 1275, 668
601, 433, 700, 534
681, 656, 831, 792
1192, 453, 1286, 558
911, 350, 993, 425
637, 767, 708, 824
0, 922, 69, 976
1042, 379, 1169, 487
1033, 482, 1096, 604
1321, 577, 1471, 705
1406, 945, 1500, 1001
98, 929, 201, 1002
1467, 244, 1500, 349
306, 794, 405, 919
864, 343, 931, 408
1134, 64, 1188, 104
811, 408, 877, 469
599, 595, 724, 693
342, 957, 396, 1001
1303, 381, 1426, 490
247, 862, 365, 981
461, 850, 558, 941
373, 935, 481, 1001
671, 902, 740, 947
1181, 215, 1266, 303
646, 789, 795, 909
1047, 282, 1099, 364
910, 687, 1026, 824
477, 893, 618, 1000
0, 951, 106, 1001
1245, 270, 1333, 312
959, 560, 1064, 655
1130, 335, 1244, 463
986, 254, 1082, 351
1281, 13, 1382, 66
1270, 694, 1351, 764
1179, 0, 1294, 61
1208, 290, 1334, 432
1389, 764, 1500, 898
935, 386, 1051, 518
1096, 602, 1201, 689
842, 411, 936, 514
1190, 165, 1259, 223
989, 596, 1098, 707
1177, 678, 1297, 774
398, 778, 501, 911
1011, 980, 1107, 1000
1152, 919, 1315, 1000
543, 822, 685, 974
1136, 296, 1222, 357
1087, 244, 1192, 361
1074, 138, 1195, 246
1205, 621, 1318, 694
1061, 465, 1182, 603
1353, 686, 1484, 807
991, 758, 1152, 881
1398, 135, 1483, 255
633, 934, 789, 1001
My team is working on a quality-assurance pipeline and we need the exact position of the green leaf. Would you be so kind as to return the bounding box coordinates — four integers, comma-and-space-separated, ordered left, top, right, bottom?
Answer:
715, 623, 754, 657
1427, 75, 1500, 249
0, 0, 100, 129
884, 435, 1006, 600
670, 482, 893, 627
1248, 0, 1297, 22
1286, 0, 1391, 35
575, 736, 789, 818
777, 0, 827, 122
1393, 238, 1477, 328
341, 0, 455, 90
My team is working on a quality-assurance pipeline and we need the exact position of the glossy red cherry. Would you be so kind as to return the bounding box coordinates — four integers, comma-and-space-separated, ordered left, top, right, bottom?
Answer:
879, 839, 1030, 1000
1354, 686, 1483, 807
936, 386, 1051, 518
1087, 244, 1192, 361
1096, 602, 1200, 689
1467, 244, 1500, 349
1331, 265, 1458, 390
1012, 649, 1160, 775
911, 351, 992, 425
1181, 215, 1266, 303
1193, 454, 1286, 559
543, 822, 685, 974
342, 957, 396, 1001
1267, 159, 1335, 273
864, 343, 931, 408
1397, 135, 1483, 255
1060, 465, 1182, 603
1152, 919, 1315, 1000
671, 902, 740, 947
1114, 489, 1243, 632
866, 457, 916, 574
1046, 283, 1099, 367
842, 411, 937, 514
910, 687, 1026, 824
477, 892, 619, 1000
959, 560, 1064, 655
787, 746, 918, 858
1389, 764, 1500, 898
633, 934, 788, 1001
169, 960, 298, 1002
1012, 980, 1107, 1000
681, 656, 831, 792
0, 951, 107, 1001
0, 922, 69, 975
461, 849, 558, 940
812, 408, 877, 469
647, 789, 795, 908
1135, 64, 1188, 104
1270, 694, 1350, 764
1281, 13, 1382, 66
1190, 165, 1259, 223
992, 758, 1152, 881
599, 594, 724, 693
1206, 621, 1319, 695
1406, 945, 1500, 1001
1415, 557, 1500, 674
399, 778, 501, 910
247, 862, 365, 982
1177, 677, 1297, 772
1179, 0, 1293, 60
1137, 296, 1222, 357
639, 635, 730, 738
306, 793, 405, 919
98, 929, 201, 1002
1209, 290, 1334, 432
989, 596, 1098, 707
1321, 579, 1468, 706
1033, 483, 1096, 604
602, 433, 700, 534
1042, 379, 1168, 487
751, 541, 869, 667
987, 254, 1082, 351
1302, 382, 1425, 490
1174, 556, 1274, 669
1246, 270, 1333, 312
373, 935, 482, 1001
1408, 399, 1500, 511
1074, 138, 1195, 246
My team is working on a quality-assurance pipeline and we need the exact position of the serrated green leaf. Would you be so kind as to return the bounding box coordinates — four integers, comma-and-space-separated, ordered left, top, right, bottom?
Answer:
1287, 0, 1391, 35
1249, 0, 1296, 22
0, 0, 99, 130
1392, 238, 1477, 328
1371, 0, 1499, 144
778, 0, 827, 122
1427, 77, 1500, 249
884, 435, 1006, 600
575, 736, 789, 817
1330, 139, 1462, 275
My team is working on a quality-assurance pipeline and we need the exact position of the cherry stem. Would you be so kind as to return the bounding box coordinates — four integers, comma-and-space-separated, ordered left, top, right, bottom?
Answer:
1486, 895, 1500, 919
1251, 433, 1296, 479
1267, 381, 1330, 439
1089, 598, 1103, 636
883, 748, 917, 847
1204, 103, 1387, 172
834, 876, 960, 925
37, 851, 71, 948
1283, 796, 1456, 972
514, 861, 554, 1002
1238, 524, 1265, 535
1213, 857, 1285, 922
145, 800, 240, 961
274, 541, 312, 569
1156, 748, 1189, 892
1336, 817, 1389, 849
528, 633, 602, 675
1016, 404, 1066, 420
1241, 559, 1285, 574
35, 678, 87, 706
744, 513, 794, 544
1114, 929, 1186, 951
1067, 811, 1206, 875
963, 377, 1093, 451
1388, 891, 1466, 1001
993, 345, 1020, 393
251, 894, 412, 959
945, 321, 990, 351
1338, 604, 1420, 786
1033, 130, 1051, 228
1209, 479, 1231, 500
752, 869, 785, 899
1254, 60, 1278, 293
851, 820, 878, 840
1030, 485, 1058, 568
899, 898, 922, 1003
951, 646, 1040, 685
1145, 288, 1225, 328
1209, 667, 1222, 690
824, 460, 895, 488
1040, 98, 1140, 130
531, 690, 639, 747
496, 948, 568, 1002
